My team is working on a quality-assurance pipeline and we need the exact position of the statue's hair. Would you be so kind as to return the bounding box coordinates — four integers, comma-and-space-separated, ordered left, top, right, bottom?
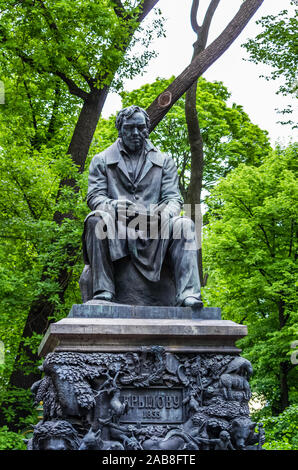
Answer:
191, 413, 206, 425
32, 420, 81, 450
115, 105, 150, 136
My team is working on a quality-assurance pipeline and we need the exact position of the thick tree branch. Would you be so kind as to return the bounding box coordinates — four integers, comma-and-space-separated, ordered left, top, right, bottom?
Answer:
47, 82, 61, 137
288, 219, 295, 257
257, 222, 274, 257
14, 48, 89, 100
258, 268, 273, 286
54, 71, 89, 100
137, 0, 159, 23
237, 197, 274, 256
147, 0, 264, 131
93, 0, 159, 89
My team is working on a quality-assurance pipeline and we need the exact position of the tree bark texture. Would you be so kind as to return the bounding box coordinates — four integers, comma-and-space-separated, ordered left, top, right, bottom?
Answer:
185, 78, 205, 285
68, 86, 110, 172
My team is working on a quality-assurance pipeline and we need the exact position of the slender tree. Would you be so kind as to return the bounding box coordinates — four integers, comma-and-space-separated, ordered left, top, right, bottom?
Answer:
184, 0, 221, 285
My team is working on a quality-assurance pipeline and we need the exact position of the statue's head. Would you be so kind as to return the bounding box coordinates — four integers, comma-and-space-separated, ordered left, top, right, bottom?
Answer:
32, 420, 80, 450
115, 105, 150, 153
219, 430, 230, 441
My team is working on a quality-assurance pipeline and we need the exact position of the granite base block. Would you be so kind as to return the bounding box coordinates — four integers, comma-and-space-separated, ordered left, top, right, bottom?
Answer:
68, 302, 221, 320
38, 317, 246, 357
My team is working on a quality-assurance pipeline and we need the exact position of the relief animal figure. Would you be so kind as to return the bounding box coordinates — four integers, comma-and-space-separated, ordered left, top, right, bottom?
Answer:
142, 428, 200, 450
219, 373, 251, 400
224, 357, 253, 379
230, 417, 259, 450
100, 420, 144, 450
219, 356, 253, 400
79, 426, 124, 450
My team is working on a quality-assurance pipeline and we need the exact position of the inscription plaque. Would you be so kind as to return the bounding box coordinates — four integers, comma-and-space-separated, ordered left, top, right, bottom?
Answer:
120, 387, 184, 424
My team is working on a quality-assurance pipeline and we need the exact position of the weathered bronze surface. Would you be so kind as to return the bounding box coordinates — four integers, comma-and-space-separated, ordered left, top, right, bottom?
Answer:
29, 347, 265, 450
82, 106, 202, 308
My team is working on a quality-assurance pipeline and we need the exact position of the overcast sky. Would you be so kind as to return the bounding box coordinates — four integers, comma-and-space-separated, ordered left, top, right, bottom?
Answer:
102, 0, 297, 146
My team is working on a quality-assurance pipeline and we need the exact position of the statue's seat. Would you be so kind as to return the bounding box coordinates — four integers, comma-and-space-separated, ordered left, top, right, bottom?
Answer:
79, 256, 176, 306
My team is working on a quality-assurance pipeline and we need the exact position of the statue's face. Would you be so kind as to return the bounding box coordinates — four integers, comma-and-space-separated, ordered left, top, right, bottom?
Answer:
220, 431, 229, 441
121, 112, 148, 153
41, 437, 69, 450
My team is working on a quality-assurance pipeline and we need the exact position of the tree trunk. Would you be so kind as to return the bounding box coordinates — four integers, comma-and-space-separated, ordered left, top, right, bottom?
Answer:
54, 87, 110, 226
67, 86, 109, 172
277, 297, 290, 412
184, 39, 205, 212
279, 362, 290, 412
185, 77, 205, 285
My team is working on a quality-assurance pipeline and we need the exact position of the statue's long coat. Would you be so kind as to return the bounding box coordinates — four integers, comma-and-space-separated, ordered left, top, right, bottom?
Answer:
83, 139, 184, 282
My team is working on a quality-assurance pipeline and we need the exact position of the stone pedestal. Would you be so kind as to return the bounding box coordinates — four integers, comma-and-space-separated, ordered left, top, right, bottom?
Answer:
29, 304, 264, 451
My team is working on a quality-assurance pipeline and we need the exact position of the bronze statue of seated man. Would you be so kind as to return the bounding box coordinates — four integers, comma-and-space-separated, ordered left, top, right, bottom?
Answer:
83, 105, 202, 308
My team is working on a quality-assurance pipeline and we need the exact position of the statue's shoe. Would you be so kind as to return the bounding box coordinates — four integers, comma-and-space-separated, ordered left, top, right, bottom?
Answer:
182, 296, 203, 308
93, 291, 114, 302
